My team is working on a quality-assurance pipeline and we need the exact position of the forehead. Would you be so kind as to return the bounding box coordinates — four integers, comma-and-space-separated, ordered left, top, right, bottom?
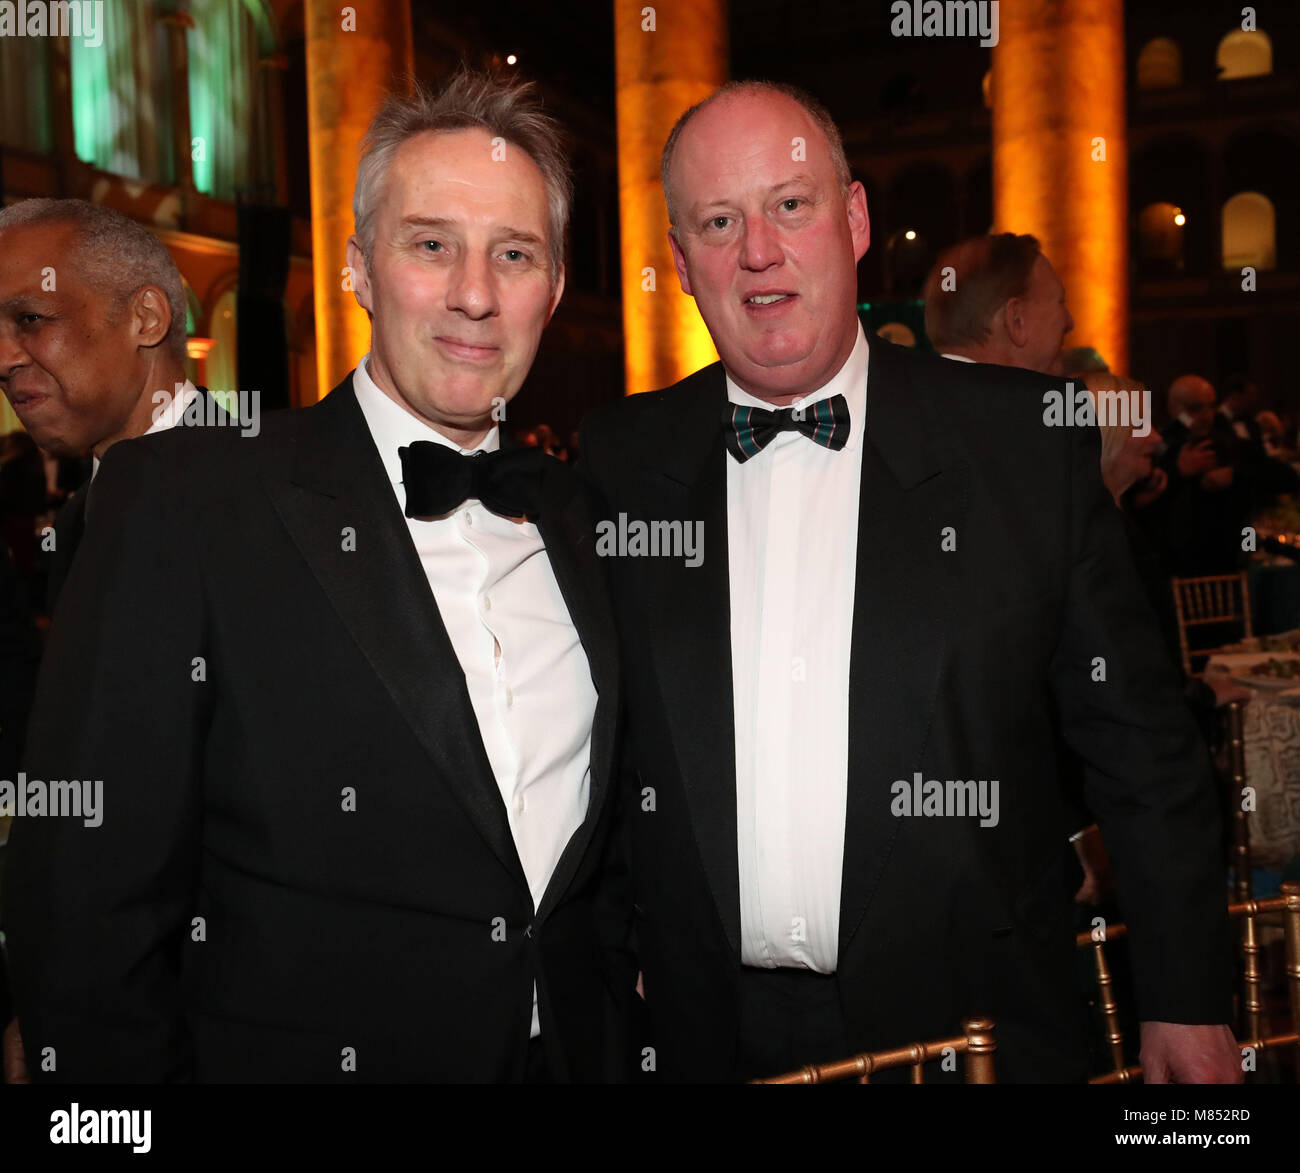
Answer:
382, 128, 551, 233
0, 220, 85, 294
673, 91, 834, 201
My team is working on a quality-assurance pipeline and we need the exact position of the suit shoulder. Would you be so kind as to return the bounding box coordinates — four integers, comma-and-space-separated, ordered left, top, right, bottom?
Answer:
583, 363, 724, 449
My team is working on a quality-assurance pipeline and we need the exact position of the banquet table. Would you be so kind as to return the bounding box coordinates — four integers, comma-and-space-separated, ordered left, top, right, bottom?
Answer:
1204, 651, 1300, 871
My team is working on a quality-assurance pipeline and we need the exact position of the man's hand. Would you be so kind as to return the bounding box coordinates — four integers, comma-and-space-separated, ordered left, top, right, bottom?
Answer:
1177, 439, 1217, 479
1205, 674, 1253, 707
1071, 824, 1113, 905
1131, 467, 1168, 510
1201, 465, 1234, 492
3, 1018, 28, 1084
1139, 1021, 1243, 1083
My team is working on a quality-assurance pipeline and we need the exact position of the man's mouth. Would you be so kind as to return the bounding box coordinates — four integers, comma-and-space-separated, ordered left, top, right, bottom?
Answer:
743, 291, 796, 306
435, 337, 500, 363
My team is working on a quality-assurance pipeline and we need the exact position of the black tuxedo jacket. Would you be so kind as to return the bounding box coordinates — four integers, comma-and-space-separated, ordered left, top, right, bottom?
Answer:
7, 374, 632, 1082
44, 388, 234, 615
580, 339, 1232, 1083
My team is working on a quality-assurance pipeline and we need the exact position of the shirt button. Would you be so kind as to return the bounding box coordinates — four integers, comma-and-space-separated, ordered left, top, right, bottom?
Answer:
515, 794, 527, 814
463, 511, 474, 527
505, 687, 514, 708
483, 595, 492, 611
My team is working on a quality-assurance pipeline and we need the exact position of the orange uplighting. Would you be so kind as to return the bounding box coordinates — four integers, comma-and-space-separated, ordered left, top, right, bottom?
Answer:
992, 0, 1128, 374
304, 0, 413, 400
1174, 211, 1186, 226
613, 0, 726, 396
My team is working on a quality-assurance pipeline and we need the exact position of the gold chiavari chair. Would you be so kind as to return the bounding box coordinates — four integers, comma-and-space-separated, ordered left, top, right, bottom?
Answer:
1171, 572, 1253, 675
750, 1017, 996, 1084
1079, 882, 1300, 1084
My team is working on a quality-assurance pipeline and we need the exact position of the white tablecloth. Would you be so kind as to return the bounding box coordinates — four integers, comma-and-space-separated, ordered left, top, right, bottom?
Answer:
1206, 652, 1300, 869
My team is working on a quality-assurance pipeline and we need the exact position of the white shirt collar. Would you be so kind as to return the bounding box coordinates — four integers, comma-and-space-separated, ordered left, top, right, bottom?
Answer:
92, 379, 200, 480
941, 352, 977, 363
352, 353, 499, 489
723, 321, 869, 452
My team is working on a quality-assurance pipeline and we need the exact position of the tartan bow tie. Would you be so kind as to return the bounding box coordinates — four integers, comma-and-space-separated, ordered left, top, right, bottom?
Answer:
398, 442, 549, 520
723, 393, 852, 463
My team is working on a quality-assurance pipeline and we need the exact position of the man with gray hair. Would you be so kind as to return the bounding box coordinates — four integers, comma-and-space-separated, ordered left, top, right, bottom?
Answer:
0, 198, 220, 613
922, 232, 1074, 376
7, 69, 631, 1083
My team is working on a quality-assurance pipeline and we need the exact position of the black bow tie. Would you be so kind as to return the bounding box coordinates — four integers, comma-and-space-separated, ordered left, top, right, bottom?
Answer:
398, 442, 549, 520
723, 393, 852, 463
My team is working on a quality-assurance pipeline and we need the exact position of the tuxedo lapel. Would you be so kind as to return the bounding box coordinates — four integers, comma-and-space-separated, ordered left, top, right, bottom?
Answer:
532, 460, 620, 919
641, 370, 742, 956
266, 375, 527, 890
838, 341, 970, 957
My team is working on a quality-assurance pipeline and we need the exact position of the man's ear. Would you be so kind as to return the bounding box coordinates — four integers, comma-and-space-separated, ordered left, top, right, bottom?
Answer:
546, 264, 566, 322
847, 181, 870, 262
346, 236, 374, 313
668, 230, 693, 297
1004, 296, 1029, 349
131, 286, 172, 351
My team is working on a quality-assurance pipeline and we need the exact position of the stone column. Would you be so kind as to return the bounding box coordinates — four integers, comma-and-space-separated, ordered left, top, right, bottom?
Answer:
304, 0, 413, 399
993, 0, 1129, 373
614, 0, 728, 395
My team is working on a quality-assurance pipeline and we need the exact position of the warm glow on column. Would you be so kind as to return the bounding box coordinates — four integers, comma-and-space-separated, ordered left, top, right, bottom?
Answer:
304, 0, 413, 400
614, 0, 727, 395
992, 0, 1128, 374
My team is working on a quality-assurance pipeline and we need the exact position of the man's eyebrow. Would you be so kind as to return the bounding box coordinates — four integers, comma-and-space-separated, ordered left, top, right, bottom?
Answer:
691, 175, 820, 214
398, 215, 545, 247
0, 295, 43, 313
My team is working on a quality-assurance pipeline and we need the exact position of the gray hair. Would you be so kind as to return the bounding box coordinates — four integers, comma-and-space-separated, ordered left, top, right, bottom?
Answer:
660, 80, 853, 233
0, 198, 187, 361
354, 69, 573, 284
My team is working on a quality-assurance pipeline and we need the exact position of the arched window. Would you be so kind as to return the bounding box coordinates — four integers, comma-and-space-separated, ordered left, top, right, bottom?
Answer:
1217, 30, 1273, 80
208, 286, 239, 400
187, 0, 278, 200
70, 1, 175, 181
1136, 38, 1182, 90
1138, 201, 1186, 265
1221, 192, 1276, 270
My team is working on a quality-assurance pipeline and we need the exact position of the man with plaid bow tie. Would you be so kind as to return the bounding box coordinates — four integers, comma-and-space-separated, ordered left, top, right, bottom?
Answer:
579, 80, 1239, 1084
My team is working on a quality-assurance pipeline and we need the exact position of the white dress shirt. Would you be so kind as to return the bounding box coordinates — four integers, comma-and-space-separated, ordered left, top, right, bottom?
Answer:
727, 323, 870, 972
353, 356, 596, 1037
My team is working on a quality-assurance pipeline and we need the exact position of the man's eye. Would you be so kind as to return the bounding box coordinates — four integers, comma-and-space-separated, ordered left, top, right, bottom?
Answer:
501, 249, 528, 263
17, 313, 43, 326
420, 240, 444, 253
707, 216, 731, 231
780, 199, 802, 211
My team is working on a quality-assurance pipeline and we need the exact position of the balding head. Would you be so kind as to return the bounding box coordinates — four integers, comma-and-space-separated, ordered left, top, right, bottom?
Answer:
659, 82, 869, 402
1168, 375, 1216, 437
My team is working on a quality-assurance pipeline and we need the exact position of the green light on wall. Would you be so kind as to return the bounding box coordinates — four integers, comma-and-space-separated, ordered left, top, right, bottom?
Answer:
186, 0, 275, 199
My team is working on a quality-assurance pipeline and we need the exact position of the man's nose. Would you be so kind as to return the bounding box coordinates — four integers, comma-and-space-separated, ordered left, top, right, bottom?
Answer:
738, 218, 783, 271
446, 251, 499, 319
0, 331, 29, 379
